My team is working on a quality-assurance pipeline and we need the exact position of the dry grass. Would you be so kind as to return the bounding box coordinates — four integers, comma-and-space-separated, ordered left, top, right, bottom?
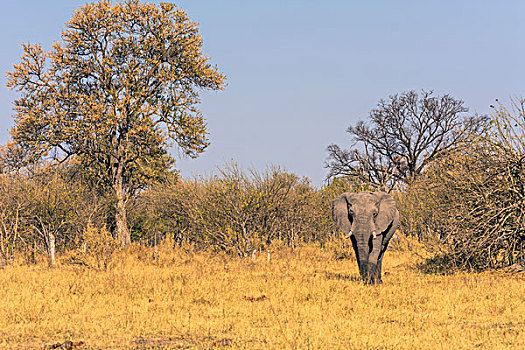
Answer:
0, 244, 524, 349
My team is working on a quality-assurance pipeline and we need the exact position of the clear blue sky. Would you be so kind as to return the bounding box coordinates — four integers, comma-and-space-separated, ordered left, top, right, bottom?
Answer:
1, 1, 525, 185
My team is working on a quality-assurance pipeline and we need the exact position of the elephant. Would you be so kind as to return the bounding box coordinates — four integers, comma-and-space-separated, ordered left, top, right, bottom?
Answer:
332, 191, 399, 284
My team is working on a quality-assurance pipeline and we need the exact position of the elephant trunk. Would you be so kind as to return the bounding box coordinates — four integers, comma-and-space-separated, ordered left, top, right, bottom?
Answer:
354, 232, 372, 283
354, 223, 381, 284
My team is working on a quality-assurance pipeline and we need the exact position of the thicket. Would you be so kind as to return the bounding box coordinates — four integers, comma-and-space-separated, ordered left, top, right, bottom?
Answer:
129, 164, 335, 256
400, 100, 525, 271
0, 167, 107, 266
0, 164, 344, 265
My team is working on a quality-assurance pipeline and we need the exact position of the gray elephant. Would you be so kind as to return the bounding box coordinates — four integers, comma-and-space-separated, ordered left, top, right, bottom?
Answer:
332, 191, 399, 284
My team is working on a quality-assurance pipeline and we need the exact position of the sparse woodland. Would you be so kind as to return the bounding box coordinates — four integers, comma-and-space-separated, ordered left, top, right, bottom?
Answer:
0, 1, 524, 348
1, 102, 525, 272
1, 0, 524, 272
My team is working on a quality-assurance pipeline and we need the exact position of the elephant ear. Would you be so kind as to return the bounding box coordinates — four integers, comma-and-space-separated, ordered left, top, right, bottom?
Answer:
374, 192, 397, 234
332, 193, 353, 234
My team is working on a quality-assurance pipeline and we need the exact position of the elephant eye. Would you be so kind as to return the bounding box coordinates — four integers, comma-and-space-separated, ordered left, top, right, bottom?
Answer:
373, 212, 378, 217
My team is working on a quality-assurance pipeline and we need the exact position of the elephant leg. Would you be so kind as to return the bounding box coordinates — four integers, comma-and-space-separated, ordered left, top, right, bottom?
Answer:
376, 255, 384, 284
367, 262, 378, 284
376, 238, 392, 283
359, 261, 370, 283
375, 244, 390, 284
367, 236, 383, 284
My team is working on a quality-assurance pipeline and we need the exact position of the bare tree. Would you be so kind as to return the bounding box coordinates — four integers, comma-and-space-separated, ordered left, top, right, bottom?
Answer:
326, 90, 488, 189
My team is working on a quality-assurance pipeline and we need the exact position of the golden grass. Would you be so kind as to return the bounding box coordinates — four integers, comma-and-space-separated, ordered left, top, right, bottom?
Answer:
0, 244, 524, 349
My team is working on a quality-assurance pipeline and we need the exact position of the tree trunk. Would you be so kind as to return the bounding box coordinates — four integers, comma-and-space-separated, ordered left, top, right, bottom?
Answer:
48, 232, 56, 267
114, 173, 130, 246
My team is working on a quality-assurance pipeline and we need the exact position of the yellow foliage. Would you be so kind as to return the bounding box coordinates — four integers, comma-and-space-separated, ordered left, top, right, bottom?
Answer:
65, 223, 119, 271
6, 0, 226, 246
0, 245, 523, 349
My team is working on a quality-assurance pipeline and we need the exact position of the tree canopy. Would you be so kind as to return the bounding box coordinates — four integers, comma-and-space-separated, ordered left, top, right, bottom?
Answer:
6, 0, 226, 245
325, 90, 487, 190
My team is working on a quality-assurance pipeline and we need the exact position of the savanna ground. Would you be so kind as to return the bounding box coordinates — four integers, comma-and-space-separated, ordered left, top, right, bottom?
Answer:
0, 243, 524, 349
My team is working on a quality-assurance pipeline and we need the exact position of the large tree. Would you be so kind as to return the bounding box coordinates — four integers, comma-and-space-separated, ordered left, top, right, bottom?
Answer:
325, 90, 487, 189
6, 0, 225, 245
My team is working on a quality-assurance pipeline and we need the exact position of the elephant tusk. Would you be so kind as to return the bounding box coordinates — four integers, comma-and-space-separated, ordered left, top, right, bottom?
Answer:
372, 231, 378, 239
345, 230, 354, 239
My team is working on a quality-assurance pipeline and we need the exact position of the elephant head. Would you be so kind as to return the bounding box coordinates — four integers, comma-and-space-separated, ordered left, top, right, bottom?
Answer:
332, 191, 399, 284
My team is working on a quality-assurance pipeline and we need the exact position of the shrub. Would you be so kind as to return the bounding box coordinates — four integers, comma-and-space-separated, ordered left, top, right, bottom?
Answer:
401, 99, 525, 271
0, 166, 107, 265
129, 164, 334, 256
67, 223, 119, 270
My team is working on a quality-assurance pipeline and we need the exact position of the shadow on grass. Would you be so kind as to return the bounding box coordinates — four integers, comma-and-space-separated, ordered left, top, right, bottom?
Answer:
416, 253, 458, 275
323, 271, 362, 282
133, 334, 238, 349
